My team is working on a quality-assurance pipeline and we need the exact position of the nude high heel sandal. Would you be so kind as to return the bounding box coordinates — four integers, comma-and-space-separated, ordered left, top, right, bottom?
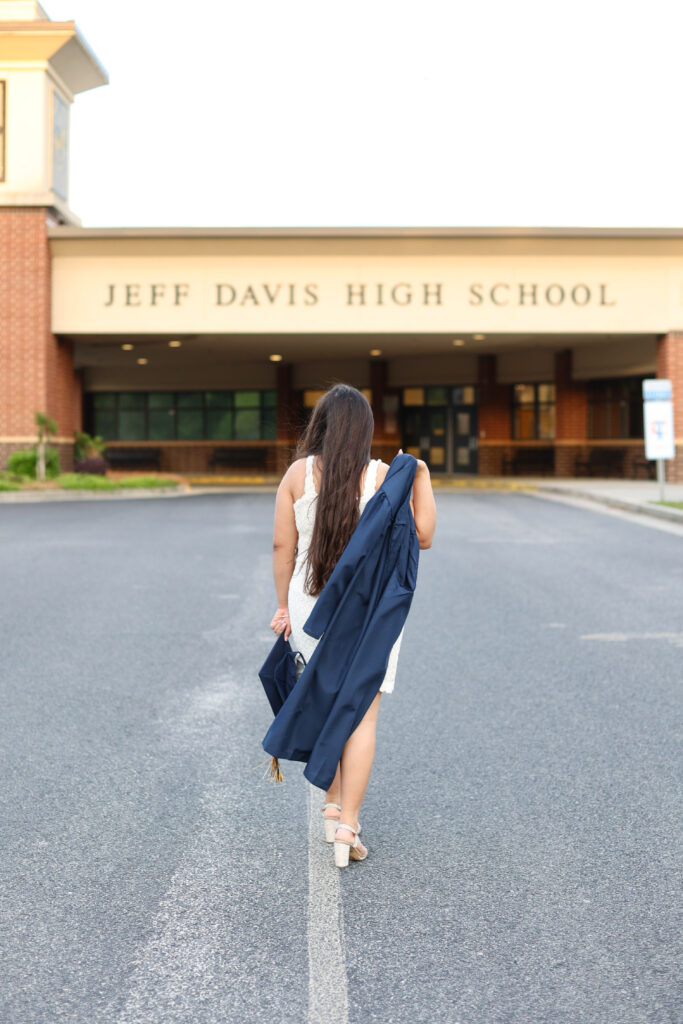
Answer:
334, 822, 367, 867
321, 802, 342, 843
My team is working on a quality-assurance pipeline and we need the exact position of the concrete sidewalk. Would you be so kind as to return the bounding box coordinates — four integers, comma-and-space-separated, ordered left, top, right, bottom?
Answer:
426, 474, 683, 524
530, 478, 683, 524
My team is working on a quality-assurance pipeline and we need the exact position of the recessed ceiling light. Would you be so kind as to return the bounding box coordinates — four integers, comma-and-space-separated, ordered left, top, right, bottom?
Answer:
269, 353, 283, 362
121, 343, 134, 350
168, 339, 182, 348
452, 339, 465, 347
369, 348, 382, 356
137, 357, 148, 365
473, 333, 485, 341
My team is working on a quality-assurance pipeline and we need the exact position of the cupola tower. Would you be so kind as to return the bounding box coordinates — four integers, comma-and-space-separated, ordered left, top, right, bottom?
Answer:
0, 0, 107, 225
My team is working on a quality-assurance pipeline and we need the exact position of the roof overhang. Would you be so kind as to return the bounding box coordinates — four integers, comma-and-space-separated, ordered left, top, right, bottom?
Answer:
0, 20, 108, 93
46, 225, 683, 240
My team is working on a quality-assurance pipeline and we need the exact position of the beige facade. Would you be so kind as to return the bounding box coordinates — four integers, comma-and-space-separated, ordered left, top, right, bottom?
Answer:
50, 230, 683, 337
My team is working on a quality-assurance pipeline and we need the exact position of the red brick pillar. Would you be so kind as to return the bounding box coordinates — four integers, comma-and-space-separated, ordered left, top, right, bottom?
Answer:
368, 357, 401, 463
477, 355, 511, 474
657, 332, 683, 483
275, 361, 299, 473
554, 349, 588, 476
0, 209, 81, 472
369, 357, 387, 437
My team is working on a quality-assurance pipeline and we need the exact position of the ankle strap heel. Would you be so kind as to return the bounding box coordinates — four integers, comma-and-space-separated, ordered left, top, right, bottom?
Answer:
320, 802, 342, 843
333, 822, 367, 867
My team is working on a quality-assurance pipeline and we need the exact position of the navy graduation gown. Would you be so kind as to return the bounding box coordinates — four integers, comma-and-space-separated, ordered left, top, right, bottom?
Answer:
261, 452, 419, 790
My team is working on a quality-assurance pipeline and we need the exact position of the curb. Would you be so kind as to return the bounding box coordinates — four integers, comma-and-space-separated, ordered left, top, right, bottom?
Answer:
535, 484, 683, 525
0, 485, 189, 503
185, 475, 271, 486
430, 478, 536, 491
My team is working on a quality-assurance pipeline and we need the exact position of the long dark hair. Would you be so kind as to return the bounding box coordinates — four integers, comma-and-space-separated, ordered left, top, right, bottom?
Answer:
296, 383, 375, 596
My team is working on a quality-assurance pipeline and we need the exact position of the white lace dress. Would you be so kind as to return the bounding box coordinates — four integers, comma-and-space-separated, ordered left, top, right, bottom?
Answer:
287, 454, 403, 694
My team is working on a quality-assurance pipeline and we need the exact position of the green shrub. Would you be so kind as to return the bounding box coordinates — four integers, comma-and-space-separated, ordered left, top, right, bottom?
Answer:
53, 473, 179, 490
73, 430, 107, 462
117, 475, 179, 488
0, 469, 27, 484
7, 447, 60, 479
57, 473, 116, 490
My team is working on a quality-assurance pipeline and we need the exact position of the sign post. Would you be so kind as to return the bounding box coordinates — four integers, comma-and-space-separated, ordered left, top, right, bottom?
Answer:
642, 379, 675, 503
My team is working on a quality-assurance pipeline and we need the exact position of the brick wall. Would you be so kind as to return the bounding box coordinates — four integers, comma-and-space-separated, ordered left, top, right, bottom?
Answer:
0, 208, 80, 472
656, 332, 683, 483
554, 349, 588, 476
477, 355, 511, 473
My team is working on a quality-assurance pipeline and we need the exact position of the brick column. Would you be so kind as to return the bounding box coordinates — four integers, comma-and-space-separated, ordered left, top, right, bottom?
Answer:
657, 332, 683, 483
368, 357, 401, 463
369, 357, 387, 437
477, 355, 511, 474
275, 361, 300, 473
554, 349, 588, 476
0, 209, 81, 472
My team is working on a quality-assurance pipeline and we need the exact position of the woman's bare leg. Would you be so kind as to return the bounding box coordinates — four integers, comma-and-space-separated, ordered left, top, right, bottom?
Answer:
337, 692, 382, 854
323, 764, 342, 819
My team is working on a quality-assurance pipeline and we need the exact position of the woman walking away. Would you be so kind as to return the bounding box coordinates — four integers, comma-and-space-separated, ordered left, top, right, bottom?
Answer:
268, 383, 436, 867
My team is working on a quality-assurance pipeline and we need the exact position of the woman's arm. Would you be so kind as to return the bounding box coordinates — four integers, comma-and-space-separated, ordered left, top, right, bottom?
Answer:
377, 454, 436, 549
270, 464, 300, 640
409, 458, 436, 549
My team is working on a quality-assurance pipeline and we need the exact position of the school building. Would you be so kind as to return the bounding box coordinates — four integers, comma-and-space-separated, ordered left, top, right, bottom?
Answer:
2, 2, 682, 481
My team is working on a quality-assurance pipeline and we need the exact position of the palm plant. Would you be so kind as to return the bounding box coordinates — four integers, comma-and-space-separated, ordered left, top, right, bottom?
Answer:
35, 412, 58, 481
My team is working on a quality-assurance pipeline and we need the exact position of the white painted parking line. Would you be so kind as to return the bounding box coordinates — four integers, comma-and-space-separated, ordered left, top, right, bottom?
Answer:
581, 632, 683, 647
307, 785, 348, 1024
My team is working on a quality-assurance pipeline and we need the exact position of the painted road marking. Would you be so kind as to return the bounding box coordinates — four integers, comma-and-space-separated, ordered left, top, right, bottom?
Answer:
307, 785, 348, 1024
581, 632, 683, 647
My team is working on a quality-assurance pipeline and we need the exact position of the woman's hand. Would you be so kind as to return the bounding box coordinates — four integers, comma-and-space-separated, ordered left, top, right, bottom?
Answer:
270, 606, 291, 641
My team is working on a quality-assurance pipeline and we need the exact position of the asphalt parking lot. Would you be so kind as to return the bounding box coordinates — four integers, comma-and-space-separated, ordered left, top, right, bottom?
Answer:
1, 491, 681, 1024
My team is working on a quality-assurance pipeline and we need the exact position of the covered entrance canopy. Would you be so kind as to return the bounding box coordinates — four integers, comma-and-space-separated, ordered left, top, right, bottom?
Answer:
46, 227, 683, 480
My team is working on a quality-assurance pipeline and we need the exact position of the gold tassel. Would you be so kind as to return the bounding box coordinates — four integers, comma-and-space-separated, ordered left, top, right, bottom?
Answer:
252, 755, 285, 782
267, 756, 284, 782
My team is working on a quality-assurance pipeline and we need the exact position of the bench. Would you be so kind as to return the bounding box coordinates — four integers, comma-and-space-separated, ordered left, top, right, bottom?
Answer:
104, 447, 161, 470
501, 447, 555, 476
208, 446, 268, 471
631, 454, 657, 480
574, 447, 626, 477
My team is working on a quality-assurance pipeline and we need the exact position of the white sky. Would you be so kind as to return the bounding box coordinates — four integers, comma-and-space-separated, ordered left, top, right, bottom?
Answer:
43, 0, 683, 228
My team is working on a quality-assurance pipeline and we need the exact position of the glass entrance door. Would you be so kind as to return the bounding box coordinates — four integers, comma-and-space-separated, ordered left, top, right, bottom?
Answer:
400, 386, 478, 473
451, 386, 478, 473
401, 405, 448, 471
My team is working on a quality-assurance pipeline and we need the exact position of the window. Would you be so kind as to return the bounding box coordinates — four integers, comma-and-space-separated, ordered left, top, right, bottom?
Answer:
403, 386, 475, 409
512, 383, 556, 440
426, 387, 448, 406
587, 377, 645, 439
303, 388, 372, 409
402, 388, 424, 407
451, 386, 476, 405
86, 390, 277, 442
148, 392, 175, 441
